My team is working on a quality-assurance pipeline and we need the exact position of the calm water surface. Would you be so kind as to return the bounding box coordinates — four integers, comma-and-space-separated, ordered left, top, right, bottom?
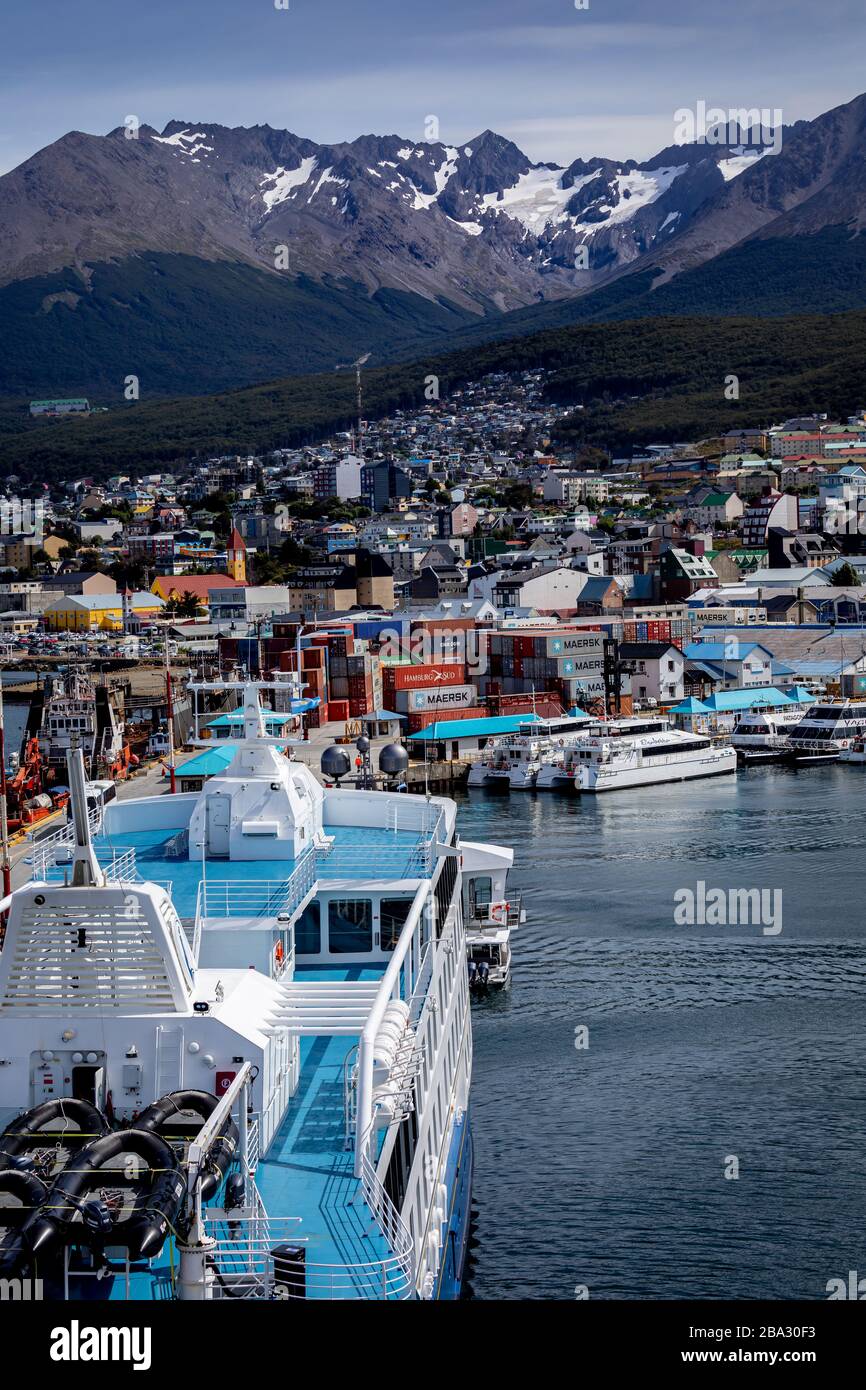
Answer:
456, 764, 866, 1300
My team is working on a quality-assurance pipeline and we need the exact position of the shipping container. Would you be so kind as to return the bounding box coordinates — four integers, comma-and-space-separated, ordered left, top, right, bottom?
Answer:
544, 633, 605, 659
387, 663, 468, 691
395, 684, 476, 713
407, 705, 486, 733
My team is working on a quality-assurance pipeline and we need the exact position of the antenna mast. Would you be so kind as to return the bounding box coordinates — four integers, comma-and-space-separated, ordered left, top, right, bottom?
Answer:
336, 351, 371, 455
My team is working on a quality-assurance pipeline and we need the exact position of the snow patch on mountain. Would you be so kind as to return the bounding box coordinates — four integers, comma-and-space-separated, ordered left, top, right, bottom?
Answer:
307, 167, 348, 203
153, 130, 214, 160
259, 156, 318, 211
571, 165, 687, 233
447, 216, 484, 236
718, 147, 770, 182
480, 166, 581, 230
412, 147, 460, 209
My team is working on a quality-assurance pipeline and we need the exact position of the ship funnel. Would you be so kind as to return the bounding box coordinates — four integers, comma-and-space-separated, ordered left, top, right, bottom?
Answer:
66, 749, 105, 888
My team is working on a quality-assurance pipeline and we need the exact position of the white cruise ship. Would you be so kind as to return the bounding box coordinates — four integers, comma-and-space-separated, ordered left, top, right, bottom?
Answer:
574, 728, 737, 792
785, 698, 866, 763
0, 681, 520, 1302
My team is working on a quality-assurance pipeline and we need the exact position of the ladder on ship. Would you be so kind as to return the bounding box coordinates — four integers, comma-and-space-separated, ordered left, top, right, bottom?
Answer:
155, 1025, 184, 1095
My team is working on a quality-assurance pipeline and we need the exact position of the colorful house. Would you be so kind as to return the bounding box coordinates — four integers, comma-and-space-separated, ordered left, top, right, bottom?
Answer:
44, 590, 164, 631
151, 573, 245, 614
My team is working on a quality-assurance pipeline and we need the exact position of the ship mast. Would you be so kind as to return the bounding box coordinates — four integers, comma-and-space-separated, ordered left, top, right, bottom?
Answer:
165, 633, 177, 794
66, 747, 104, 888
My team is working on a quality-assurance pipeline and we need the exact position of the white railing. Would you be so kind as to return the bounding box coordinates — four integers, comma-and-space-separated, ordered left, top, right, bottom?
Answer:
467, 894, 523, 930
359, 1146, 415, 1280
247, 1114, 261, 1174
105, 847, 138, 882
355, 879, 431, 1176
30, 840, 140, 884
194, 847, 317, 928
203, 1205, 414, 1301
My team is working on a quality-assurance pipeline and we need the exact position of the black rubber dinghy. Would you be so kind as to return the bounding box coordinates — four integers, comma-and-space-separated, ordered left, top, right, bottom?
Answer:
24, 1129, 185, 1262
136, 1090, 239, 1200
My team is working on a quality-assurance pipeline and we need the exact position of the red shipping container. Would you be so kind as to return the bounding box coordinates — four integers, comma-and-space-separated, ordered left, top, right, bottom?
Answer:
390, 663, 467, 691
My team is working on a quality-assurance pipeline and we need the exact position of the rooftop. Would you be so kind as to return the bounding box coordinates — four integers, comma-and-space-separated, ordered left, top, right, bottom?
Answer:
408, 713, 542, 742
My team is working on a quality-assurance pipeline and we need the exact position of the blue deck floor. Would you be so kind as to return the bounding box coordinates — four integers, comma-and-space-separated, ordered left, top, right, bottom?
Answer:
47, 822, 427, 918
94, 966, 389, 1303
255, 966, 391, 1287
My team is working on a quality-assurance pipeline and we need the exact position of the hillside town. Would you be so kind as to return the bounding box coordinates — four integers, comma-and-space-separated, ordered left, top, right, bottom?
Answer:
5, 369, 866, 793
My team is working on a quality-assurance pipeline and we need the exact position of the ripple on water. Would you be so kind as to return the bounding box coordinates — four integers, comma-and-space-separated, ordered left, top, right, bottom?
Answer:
454, 772, 866, 1299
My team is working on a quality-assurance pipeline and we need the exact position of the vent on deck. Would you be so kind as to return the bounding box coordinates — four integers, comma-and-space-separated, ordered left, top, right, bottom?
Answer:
1, 902, 177, 1012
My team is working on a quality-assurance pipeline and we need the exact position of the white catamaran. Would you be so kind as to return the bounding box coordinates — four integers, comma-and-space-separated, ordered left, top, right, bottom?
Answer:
467, 714, 594, 791
0, 681, 520, 1302
574, 727, 737, 792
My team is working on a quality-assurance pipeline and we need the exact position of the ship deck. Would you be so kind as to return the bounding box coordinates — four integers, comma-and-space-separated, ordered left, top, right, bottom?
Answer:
75, 963, 391, 1303
49, 821, 431, 918
254, 964, 392, 1279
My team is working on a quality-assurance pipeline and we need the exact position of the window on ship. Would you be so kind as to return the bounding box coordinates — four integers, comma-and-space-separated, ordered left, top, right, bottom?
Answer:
295, 900, 321, 955
328, 898, 373, 953
380, 897, 413, 952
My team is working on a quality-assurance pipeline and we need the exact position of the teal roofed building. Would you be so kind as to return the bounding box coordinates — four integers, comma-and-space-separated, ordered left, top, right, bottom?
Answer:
408, 713, 542, 759
670, 685, 814, 733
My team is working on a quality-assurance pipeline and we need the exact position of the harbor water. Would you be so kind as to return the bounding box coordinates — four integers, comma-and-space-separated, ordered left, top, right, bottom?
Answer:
457, 764, 866, 1300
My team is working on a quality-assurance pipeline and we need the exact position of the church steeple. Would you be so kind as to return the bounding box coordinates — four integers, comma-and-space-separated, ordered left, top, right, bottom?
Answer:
226, 525, 247, 584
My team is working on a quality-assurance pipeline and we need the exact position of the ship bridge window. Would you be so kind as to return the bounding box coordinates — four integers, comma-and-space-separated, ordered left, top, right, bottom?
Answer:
329, 899, 373, 954
380, 898, 413, 952
296, 900, 321, 955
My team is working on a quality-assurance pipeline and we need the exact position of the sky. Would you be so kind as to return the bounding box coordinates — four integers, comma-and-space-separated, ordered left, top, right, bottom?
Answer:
2, 0, 866, 174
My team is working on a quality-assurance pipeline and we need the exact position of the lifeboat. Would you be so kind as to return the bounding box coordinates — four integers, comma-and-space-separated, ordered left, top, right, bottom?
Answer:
136, 1090, 239, 1201
25, 1130, 185, 1262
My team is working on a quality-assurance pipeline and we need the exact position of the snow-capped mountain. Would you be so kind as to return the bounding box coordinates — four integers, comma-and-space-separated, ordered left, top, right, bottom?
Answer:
1, 96, 863, 398
0, 120, 769, 305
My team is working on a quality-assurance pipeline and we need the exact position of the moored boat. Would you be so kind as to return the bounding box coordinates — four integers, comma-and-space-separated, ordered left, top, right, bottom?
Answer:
574, 728, 737, 793
784, 698, 866, 764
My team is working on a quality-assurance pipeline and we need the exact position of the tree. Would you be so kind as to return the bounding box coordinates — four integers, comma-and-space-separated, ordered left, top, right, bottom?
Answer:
164, 591, 200, 618
834, 561, 860, 587
175, 590, 201, 618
